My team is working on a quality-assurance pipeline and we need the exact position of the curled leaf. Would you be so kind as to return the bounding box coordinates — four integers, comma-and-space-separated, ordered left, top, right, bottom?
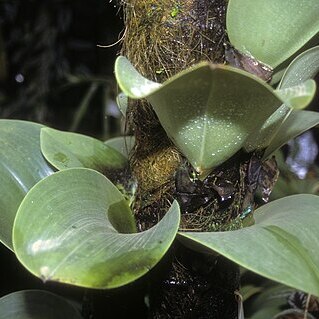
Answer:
13, 168, 180, 289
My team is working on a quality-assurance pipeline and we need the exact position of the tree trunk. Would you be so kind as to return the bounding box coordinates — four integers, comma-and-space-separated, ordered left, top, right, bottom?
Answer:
121, 1, 250, 317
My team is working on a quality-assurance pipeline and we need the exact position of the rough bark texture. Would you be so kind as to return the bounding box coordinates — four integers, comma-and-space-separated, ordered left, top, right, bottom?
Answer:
121, 1, 246, 318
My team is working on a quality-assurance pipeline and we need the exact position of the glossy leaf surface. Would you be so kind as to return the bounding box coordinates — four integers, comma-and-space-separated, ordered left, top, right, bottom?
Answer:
264, 110, 319, 158
227, 0, 319, 68
179, 195, 319, 297
13, 168, 180, 289
115, 56, 283, 176
249, 47, 319, 153
244, 104, 291, 152
0, 120, 54, 250
0, 290, 82, 319
279, 46, 319, 89
275, 80, 316, 110
41, 127, 127, 172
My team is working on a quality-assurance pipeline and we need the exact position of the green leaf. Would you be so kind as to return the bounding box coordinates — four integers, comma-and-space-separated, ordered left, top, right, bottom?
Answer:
115, 57, 161, 99
179, 194, 319, 297
273, 309, 316, 319
115, 56, 283, 177
13, 168, 180, 289
279, 46, 319, 89
227, 0, 319, 68
244, 104, 291, 152
275, 80, 316, 110
248, 46, 319, 153
250, 308, 286, 319
0, 120, 54, 250
0, 290, 82, 319
240, 284, 263, 302
104, 136, 135, 159
247, 284, 294, 317
40, 127, 127, 172
253, 47, 319, 158
264, 110, 319, 158
248, 79, 317, 153
270, 68, 286, 86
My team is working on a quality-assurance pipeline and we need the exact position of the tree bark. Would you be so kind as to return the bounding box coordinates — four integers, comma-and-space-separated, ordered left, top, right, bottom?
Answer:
121, 1, 247, 318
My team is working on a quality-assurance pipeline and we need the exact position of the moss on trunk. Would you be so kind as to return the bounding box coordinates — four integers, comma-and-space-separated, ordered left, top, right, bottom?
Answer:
121, 1, 245, 317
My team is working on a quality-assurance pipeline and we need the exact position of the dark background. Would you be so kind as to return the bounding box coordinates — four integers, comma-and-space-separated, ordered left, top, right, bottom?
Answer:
0, 0, 124, 137
0, 1, 132, 317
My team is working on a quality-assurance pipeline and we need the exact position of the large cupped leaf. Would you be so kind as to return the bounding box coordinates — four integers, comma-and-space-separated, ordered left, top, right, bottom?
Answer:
13, 168, 180, 289
0, 290, 82, 319
227, 0, 319, 69
115, 56, 284, 177
179, 194, 319, 297
0, 120, 54, 250
40, 127, 127, 172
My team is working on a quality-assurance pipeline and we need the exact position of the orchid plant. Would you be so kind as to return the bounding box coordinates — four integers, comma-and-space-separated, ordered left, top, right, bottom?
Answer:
1, 0, 319, 317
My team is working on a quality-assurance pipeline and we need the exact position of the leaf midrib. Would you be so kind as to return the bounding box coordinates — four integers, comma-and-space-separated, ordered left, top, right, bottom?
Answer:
198, 78, 216, 171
